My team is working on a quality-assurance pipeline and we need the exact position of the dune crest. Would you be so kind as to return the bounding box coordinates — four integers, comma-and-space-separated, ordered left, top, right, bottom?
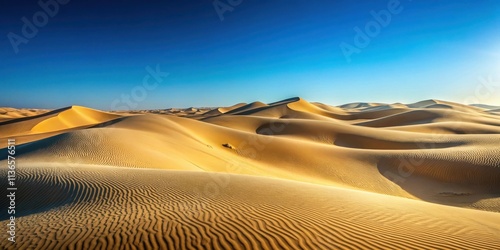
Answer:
30, 106, 120, 133
1, 97, 500, 249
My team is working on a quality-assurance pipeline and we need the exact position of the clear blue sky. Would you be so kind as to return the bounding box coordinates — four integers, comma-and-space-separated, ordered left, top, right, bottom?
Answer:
1, 0, 499, 109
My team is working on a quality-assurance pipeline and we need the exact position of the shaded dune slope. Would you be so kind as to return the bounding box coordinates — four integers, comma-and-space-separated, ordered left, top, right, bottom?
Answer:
0, 106, 121, 140
1, 97, 500, 249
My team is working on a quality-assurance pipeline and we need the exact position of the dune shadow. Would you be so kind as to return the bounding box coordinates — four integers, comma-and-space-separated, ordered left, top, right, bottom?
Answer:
377, 158, 500, 209
333, 134, 463, 150
88, 117, 127, 128
0, 166, 78, 220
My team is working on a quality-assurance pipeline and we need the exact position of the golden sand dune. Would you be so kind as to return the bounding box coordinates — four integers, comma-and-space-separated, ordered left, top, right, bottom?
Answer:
1, 97, 500, 249
1, 165, 499, 250
490, 109, 500, 114
30, 105, 120, 133
0, 107, 48, 120
0, 106, 120, 141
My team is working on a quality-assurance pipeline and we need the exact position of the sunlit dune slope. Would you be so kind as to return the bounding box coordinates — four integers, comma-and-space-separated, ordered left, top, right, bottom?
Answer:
0, 106, 122, 144
1, 98, 500, 210
0, 97, 500, 249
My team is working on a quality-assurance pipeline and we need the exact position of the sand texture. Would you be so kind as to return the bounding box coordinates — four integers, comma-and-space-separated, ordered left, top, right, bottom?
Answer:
1, 97, 500, 249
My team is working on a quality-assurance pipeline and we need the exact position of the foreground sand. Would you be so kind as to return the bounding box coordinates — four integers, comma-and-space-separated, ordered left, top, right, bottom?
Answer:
1, 98, 500, 249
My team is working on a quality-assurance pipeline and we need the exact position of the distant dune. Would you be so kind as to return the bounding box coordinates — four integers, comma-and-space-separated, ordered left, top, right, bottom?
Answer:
1, 97, 500, 249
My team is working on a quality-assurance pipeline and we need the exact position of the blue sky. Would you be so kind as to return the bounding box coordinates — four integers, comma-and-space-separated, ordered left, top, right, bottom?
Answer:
1, 0, 499, 109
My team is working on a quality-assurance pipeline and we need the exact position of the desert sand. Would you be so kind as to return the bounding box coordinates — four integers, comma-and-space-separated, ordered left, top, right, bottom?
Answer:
1, 97, 500, 249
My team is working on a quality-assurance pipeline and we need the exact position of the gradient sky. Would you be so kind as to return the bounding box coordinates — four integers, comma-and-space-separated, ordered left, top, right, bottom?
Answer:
1, 0, 500, 109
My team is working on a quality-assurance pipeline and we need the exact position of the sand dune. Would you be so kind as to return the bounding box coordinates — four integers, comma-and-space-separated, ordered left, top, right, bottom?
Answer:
1, 165, 499, 250
471, 103, 500, 110
201, 103, 247, 117
1, 97, 500, 249
0, 107, 48, 120
0, 106, 119, 137
488, 108, 500, 114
